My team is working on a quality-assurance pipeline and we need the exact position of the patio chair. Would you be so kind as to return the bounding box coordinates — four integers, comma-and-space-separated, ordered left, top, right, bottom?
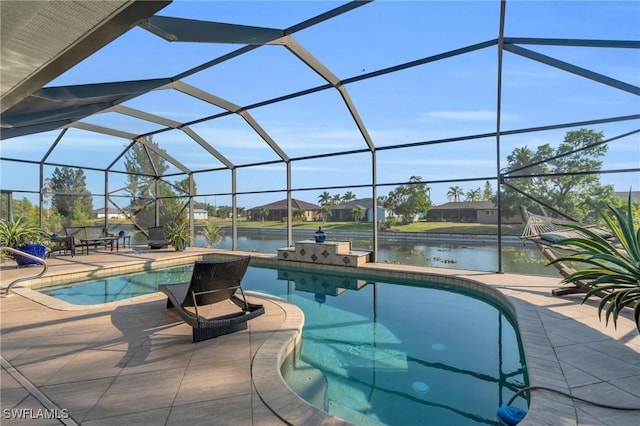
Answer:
158, 257, 265, 342
148, 226, 168, 249
49, 234, 75, 257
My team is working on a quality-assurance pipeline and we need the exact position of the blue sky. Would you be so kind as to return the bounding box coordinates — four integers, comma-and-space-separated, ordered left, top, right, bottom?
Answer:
1, 0, 639, 209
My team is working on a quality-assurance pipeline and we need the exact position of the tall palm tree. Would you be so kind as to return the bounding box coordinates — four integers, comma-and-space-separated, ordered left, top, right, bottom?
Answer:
447, 186, 464, 202
317, 206, 332, 223
342, 191, 357, 203
293, 208, 306, 222
351, 207, 365, 223
506, 146, 534, 173
258, 206, 269, 222
198, 222, 223, 247
331, 194, 342, 204
318, 191, 332, 206
465, 188, 481, 202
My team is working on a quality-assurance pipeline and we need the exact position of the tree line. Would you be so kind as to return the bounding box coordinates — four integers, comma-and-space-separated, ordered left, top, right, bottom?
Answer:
7, 129, 635, 229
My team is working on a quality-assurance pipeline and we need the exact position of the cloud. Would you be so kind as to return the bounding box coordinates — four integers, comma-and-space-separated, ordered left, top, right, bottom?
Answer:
501, 68, 569, 88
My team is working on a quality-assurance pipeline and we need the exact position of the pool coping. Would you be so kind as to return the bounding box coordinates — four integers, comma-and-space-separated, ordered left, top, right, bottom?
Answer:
4, 250, 639, 425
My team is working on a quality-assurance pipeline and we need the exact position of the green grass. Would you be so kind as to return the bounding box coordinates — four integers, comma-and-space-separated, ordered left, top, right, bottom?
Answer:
208, 219, 523, 236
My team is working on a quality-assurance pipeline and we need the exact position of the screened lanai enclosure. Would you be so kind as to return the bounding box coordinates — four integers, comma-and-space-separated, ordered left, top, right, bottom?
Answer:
1, 0, 639, 274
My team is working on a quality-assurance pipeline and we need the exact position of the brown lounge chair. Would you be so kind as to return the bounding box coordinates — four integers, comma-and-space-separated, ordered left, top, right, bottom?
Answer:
158, 257, 265, 342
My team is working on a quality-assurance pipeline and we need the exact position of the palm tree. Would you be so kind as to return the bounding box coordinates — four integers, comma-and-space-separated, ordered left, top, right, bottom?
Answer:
506, 146, 534, 173
331, 194, 342, 204
258, 206, 269, 222
342, 191, 357, 203
318, 191, 332, 206
465, 188, 481, 202
351, 207, 365, 223
447, 186, 464, 202
293, 208, 306, 222
317, 206, 332, 223
198, 222, 224, 247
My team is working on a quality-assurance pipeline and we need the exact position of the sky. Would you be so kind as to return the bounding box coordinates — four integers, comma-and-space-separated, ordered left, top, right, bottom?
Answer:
1, 0, 639, 210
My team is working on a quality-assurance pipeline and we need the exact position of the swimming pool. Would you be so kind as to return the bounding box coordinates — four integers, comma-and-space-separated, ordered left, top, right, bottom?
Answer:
39, 263, 528, 425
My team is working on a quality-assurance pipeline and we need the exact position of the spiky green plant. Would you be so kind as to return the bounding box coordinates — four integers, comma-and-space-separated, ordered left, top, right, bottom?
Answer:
550, 195, 640, 332
198, 222, 223, 248
0, 217, 48, 248
165, 221, 190, 251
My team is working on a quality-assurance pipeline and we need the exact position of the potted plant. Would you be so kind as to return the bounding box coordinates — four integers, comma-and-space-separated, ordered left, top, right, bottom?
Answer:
0, 217, 49, 266
165, 220, 190, 251
550, 194, 640, 332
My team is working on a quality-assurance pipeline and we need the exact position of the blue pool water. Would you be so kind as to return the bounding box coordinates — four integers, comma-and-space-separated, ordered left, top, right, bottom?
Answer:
40, 263, 528, 425
41, 265, 195, 304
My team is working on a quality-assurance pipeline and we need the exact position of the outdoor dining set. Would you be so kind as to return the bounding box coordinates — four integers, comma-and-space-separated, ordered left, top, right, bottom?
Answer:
51, 226, 131, 256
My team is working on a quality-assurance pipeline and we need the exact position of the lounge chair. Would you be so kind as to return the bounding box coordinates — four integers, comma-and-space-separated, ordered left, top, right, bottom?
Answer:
148, 226, 168, 249
519, 206, 614, 296
158, 257, 265, 342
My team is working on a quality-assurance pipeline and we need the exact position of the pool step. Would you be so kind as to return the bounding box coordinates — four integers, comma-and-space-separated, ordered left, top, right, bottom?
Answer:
281, 353, 328, 411
328, 400, 385, 426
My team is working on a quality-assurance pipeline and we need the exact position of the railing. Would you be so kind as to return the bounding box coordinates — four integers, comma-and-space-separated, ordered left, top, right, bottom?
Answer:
1, 247, 48, 296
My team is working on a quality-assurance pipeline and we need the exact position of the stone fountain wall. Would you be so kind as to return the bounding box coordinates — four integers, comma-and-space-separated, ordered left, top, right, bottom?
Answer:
277, 240, 371, 268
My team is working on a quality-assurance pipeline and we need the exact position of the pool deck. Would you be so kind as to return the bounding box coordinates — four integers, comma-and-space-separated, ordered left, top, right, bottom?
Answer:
1, 246, 638, 425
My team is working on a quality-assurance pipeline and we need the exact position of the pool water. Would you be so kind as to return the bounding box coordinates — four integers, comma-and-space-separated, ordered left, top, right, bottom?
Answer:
242, 267, 527, 425
39, 263, 528, 425
40, 265, 194, 304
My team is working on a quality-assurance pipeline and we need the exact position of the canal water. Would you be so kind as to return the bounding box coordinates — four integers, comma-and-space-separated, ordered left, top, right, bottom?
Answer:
116, 226, 553, 276
202, 232, 553, 277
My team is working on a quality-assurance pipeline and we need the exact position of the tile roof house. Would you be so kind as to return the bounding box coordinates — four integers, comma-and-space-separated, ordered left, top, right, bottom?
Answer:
426, 201, 499, 223
247, 198, 319, 222
326, 198, 386, 222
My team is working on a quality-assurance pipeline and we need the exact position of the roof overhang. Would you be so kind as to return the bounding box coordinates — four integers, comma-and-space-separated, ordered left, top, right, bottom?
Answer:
0, 0, 171, 114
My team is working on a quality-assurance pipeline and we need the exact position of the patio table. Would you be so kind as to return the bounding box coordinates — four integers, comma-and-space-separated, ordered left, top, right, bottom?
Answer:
79, 236, 118, 255
116, 235, 131, 250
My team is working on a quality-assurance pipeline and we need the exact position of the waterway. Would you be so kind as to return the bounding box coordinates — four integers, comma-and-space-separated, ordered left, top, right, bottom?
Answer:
117, 226, 552, 276
204, 230, 553, 277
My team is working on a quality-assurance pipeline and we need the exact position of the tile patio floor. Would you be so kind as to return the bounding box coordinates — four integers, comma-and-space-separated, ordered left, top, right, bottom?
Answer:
1, 246, 638, 425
